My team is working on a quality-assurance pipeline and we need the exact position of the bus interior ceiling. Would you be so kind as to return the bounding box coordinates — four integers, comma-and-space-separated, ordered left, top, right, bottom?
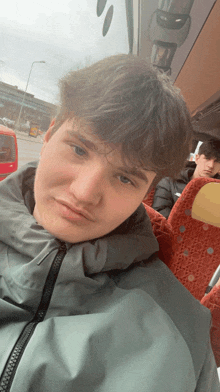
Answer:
174, 0, 220, 145
133, 0, 220, 148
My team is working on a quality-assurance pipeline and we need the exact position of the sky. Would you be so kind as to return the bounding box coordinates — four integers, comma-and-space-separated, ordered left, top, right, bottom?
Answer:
0, 0, 129, 103
0, 0, 217, 105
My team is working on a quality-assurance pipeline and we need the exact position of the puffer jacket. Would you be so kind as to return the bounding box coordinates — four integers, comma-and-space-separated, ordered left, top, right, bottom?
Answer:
152, 162, 196, 218
0, 162, 219, 392
152, 161, 220, 219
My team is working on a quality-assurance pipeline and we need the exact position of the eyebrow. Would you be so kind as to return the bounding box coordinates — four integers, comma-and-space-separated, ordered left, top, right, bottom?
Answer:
67, 130, 97, 150
117, 167, 150, 184
67, 130, 150, 183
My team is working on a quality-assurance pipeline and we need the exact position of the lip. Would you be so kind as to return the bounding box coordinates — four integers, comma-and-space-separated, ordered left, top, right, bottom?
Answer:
55, 199, 94, 221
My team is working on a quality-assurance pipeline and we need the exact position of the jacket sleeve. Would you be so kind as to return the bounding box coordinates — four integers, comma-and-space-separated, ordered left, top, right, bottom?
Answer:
195, 339, 220, 391
152, 177, 174, 219
201, 285, 220, 367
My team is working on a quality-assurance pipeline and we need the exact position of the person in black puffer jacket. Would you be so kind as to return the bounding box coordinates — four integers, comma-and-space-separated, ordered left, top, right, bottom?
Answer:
152, 140, 220, 218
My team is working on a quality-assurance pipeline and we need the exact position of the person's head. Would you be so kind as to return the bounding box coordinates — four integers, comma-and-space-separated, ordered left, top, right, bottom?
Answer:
34, 54, 193, 243
193, 140, 220, 179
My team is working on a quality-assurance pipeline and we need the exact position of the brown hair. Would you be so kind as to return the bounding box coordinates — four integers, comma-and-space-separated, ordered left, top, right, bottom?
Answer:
52, 54, 193, 181
198, 140, 220, 162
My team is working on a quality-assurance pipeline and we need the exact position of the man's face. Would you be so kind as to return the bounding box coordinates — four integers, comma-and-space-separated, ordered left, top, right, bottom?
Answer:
194, 154, 220, 179
33, 120, 156, 243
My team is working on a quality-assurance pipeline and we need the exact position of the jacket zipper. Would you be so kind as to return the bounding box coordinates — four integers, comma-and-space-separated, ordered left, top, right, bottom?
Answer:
0, 242, 67, 392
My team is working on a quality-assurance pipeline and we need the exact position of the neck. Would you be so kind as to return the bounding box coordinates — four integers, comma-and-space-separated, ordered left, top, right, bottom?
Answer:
192, 171, 198, 179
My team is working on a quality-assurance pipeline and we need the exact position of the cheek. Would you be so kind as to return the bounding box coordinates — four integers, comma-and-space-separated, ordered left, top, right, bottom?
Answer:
108, 196, 142, 220
38, 158, 73, 188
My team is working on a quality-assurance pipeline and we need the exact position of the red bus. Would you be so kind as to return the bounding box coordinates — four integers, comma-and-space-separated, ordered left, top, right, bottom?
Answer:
0, 125, 18, 181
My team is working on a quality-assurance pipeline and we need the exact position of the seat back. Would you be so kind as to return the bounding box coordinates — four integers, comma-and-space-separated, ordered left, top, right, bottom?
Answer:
143, 188, 155, 207
167, 177, 220, 300
143, 203, 174, 265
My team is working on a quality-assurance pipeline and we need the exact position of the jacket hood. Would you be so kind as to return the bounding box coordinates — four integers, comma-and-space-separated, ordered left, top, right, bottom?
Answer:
0, 161, 159, 275
179, 161, 196, 182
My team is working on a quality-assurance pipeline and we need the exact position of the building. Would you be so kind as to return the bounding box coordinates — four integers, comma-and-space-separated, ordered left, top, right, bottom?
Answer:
0, 82, 57, 131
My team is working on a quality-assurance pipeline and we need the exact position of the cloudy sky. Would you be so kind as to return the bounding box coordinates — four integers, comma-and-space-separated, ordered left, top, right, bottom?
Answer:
0, 0, 129, 103
0, 0, 216, 105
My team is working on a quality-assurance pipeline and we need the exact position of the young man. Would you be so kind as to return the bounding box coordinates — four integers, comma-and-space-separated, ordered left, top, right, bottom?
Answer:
0, 55, 219, 392
152, 140, 220, 218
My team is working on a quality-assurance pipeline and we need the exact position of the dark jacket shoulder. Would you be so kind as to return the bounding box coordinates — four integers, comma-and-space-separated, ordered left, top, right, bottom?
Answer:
152, 162, 196, 218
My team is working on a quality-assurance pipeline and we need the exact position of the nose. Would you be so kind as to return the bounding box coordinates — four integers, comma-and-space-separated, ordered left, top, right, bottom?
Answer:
69, 164, 105, 206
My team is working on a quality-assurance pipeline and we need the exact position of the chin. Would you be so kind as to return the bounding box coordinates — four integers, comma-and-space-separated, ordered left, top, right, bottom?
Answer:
45, 224, 95, 244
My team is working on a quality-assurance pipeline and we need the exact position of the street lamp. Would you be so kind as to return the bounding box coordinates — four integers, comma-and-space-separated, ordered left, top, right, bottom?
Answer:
0, 61, 6, 81
16, 60, 46, 130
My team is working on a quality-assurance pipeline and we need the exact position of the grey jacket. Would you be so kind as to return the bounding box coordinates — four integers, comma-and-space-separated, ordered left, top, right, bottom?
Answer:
0, 162, 219, 392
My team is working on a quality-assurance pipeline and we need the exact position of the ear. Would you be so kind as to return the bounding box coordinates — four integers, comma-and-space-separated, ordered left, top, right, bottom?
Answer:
194, 154, 200, 165
44, 126, 54, 142
40, 125, 54, 156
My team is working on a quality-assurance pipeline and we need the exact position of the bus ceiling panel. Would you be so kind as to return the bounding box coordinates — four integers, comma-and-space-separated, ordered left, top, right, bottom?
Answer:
133, 0, 194, 62
175, 0, 220, 115
192, 128, 220, 143
134, 0, 216, 83
192, 93, 220, 141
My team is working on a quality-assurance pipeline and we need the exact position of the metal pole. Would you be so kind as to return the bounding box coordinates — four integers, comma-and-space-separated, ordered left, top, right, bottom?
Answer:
16, 60, 45, 131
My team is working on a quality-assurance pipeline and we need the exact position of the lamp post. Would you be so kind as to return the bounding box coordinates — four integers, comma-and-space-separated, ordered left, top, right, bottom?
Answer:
0, 60, 5, 81
16, 60, 46, 131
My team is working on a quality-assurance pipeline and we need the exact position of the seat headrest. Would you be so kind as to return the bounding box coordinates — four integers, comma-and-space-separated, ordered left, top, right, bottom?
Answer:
192, 182, 220, 227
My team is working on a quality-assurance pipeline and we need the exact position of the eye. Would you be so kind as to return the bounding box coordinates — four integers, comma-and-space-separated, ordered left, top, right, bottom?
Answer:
118, 175, 134, 186
72, 145, 87, 156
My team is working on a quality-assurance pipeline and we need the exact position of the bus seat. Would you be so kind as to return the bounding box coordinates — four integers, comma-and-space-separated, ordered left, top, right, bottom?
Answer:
201, 284, 220, 367
192, 182, 220, 227
143, 187, 155, 207
143, 203, 174, 265
167, 177, 220, 300
145, 192, 220, 368
193, 181, 220, 368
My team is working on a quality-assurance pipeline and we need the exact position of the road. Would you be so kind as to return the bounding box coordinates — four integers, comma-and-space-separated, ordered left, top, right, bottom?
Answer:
17, 133, 43, 169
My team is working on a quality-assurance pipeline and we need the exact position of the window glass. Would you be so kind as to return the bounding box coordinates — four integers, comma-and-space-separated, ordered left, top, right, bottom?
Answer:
0, 0, 128, 130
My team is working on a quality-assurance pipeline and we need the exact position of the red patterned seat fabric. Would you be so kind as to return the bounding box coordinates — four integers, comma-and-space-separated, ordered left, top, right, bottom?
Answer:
145, 181, 220, 367
201, 285, 220, 366
167, 177, 220, 301
143, 188, 155, 207
143, 203, 174, 265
